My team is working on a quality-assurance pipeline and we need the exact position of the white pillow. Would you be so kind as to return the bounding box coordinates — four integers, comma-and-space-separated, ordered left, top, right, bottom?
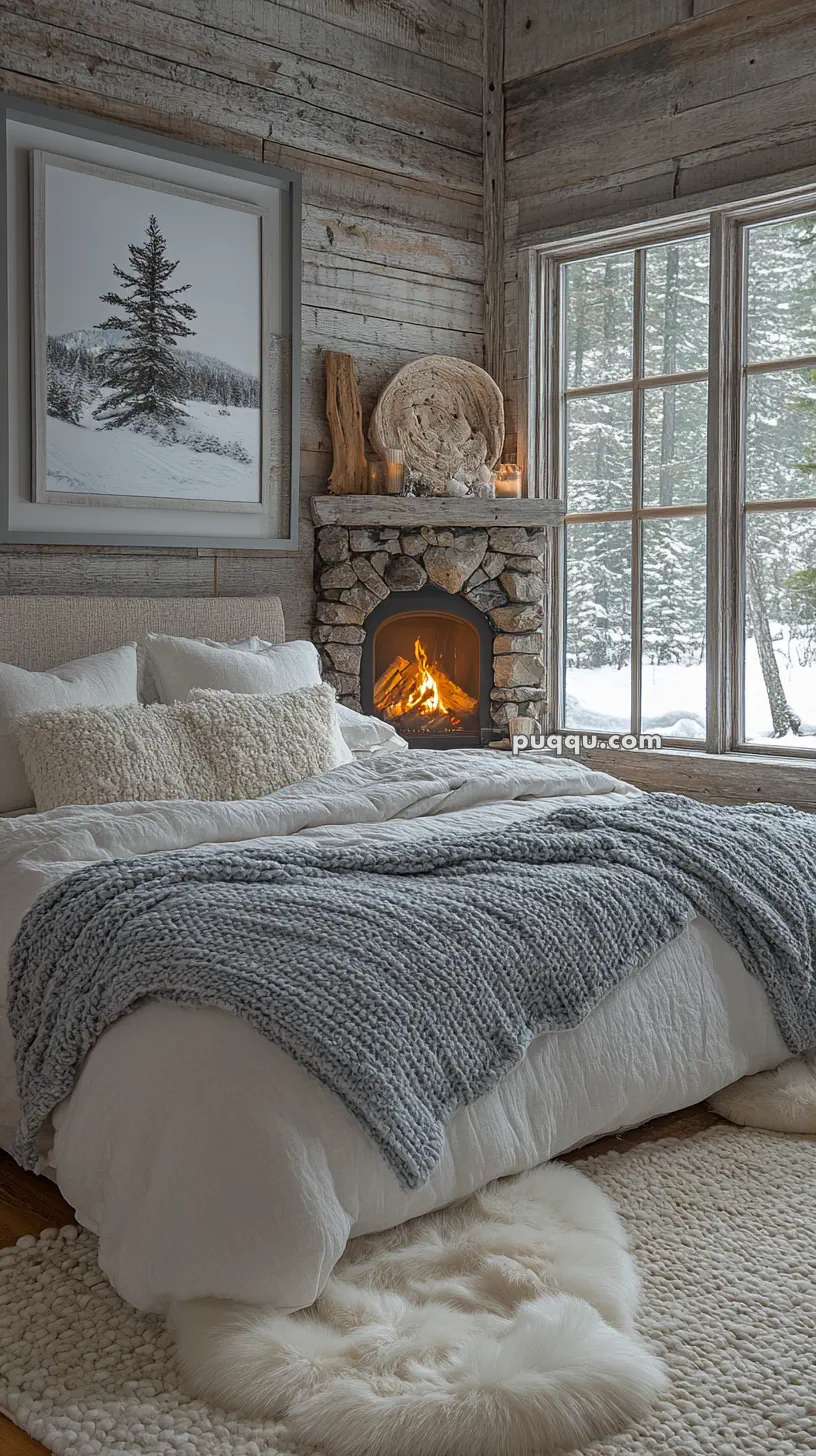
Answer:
143, 634, 353, 765
0, 645, 138, 814
184, 637, 406, 760
335, 704, 408, 757
15, 685, 338, 812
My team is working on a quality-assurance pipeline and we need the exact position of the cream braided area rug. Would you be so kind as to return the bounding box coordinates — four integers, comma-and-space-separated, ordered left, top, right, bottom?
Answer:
0, 1125, 813, 1455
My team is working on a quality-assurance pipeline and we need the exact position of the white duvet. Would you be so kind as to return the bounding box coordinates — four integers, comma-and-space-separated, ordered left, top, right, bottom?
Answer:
0, 749, 787, 1313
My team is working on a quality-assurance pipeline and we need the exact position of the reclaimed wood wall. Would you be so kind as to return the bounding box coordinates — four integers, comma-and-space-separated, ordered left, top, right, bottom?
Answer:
1, 0, 485, 637
503, 0, 816, 484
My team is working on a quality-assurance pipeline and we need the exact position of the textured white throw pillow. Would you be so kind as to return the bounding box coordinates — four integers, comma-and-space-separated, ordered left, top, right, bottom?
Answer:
0, 645, 138, 814
144, 634, 353, 765
15, 684, 339, 811
195, 641, 404, 759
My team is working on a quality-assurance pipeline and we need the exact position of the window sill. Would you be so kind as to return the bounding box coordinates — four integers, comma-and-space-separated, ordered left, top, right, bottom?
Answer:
578, 746, 816, 809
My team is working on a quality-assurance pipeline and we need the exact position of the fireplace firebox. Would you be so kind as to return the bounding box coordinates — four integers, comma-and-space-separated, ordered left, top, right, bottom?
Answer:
360, 588, 494, 748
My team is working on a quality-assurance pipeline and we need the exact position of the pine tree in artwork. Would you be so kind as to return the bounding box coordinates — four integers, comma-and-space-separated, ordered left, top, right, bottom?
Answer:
46, 363, 75, 423
93, 214, 196, 431
46, 357, 86, 425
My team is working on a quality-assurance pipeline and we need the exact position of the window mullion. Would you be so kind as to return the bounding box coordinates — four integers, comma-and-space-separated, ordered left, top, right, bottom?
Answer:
547, 254, 565, 735
705, 213, 742, 754
631, 249, 645, 738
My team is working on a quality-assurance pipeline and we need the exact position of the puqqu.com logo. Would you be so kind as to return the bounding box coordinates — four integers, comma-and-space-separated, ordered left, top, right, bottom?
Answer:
512, 732, 663, 756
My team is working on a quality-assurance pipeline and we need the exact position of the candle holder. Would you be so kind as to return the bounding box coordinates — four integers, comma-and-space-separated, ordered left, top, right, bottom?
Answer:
492, 463, 522, 498
383, 448, 405, 494
367, 458, 385, 493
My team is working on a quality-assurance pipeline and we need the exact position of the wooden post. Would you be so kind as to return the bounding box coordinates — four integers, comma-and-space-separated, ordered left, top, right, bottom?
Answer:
482, 0, 505, 390
325, 351, 368, 494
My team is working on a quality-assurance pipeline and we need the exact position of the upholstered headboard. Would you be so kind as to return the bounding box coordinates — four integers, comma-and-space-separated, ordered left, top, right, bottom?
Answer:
0, 595, 286, 672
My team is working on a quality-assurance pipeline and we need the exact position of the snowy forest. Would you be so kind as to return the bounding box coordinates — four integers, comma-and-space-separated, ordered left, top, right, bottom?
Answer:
44, 214, 261, 503
563, 217, 816, 744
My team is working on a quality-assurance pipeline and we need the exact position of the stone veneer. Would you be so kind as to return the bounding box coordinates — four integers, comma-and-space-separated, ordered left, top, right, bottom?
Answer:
310, 496, 565, 735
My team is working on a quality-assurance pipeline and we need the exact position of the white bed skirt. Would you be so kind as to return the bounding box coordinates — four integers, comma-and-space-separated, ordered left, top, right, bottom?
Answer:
43, 915, 785, 1313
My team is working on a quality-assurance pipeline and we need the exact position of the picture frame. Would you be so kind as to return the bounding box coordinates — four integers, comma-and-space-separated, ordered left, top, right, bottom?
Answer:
1, 96, 301, 549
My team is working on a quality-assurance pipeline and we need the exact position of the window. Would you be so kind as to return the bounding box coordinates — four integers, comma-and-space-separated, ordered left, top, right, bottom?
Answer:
537, 198, 816, 756
742, 214, 816, 747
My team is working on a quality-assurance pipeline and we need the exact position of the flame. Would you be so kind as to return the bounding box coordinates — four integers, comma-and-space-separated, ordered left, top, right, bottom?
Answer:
406, 639, 443, 718
374, 636, 476, 732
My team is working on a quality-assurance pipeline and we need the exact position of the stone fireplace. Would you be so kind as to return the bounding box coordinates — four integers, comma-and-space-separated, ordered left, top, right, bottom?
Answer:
311, 497, 565, 742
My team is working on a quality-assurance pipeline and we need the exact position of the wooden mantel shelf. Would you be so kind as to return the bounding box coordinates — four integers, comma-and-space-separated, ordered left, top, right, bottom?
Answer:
310, 495, 565, 528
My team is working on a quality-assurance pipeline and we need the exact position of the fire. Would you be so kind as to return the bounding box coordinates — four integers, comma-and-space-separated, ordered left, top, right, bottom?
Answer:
374, 637, 477, 733
407, 638, 443, 717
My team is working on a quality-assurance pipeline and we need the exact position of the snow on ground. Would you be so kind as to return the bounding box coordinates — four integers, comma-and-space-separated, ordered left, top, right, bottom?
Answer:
567, 634, 816, 744
47, 399, 260, 503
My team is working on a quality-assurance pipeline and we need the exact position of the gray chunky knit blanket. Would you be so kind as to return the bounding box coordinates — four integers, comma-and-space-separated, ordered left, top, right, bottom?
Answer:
9, 792, 816, 1184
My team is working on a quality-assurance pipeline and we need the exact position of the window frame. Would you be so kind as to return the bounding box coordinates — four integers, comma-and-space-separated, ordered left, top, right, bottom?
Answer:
530, 193, 816, 762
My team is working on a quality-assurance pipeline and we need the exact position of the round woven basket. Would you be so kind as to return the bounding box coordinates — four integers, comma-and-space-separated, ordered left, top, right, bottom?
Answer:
369, 355, 504, 492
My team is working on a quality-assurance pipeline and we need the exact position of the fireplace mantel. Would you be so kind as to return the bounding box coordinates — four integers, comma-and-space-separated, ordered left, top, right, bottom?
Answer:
311, 496, 565, 529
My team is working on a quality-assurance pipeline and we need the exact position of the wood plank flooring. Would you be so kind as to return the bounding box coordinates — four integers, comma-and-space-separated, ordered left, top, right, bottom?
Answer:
0, 1104, 724, 1454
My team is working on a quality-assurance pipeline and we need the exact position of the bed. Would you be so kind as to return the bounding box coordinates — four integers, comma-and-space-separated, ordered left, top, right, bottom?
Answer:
0, 594, 790, 1315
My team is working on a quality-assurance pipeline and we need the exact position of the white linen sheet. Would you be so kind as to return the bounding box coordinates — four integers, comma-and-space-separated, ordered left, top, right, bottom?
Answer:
0, 750, 788, 1313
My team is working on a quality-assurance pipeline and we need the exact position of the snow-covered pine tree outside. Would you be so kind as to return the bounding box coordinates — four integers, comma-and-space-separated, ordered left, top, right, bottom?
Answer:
41, 160, 263, 508
561, 221, 816, 747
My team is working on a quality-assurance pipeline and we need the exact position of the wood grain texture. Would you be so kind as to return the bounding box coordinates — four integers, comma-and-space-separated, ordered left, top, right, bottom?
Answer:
3, 0, 482, 157
578, 748, 816, 808
482, 0, 505, 387
312, 495, 565, 526
265, 147, 483, 239
300, 205, 483, 281
325, 353, 368, 494
138, 0, 483, 108
2, 8, 481, 190
0, 1415, 49, 1455
249, 0, 483, 73
504, 0, 816, 244
504, 0, 692, 83
1, 0, 485, 637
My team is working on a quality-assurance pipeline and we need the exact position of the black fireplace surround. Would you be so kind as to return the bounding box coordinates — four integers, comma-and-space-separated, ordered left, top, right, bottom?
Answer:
360, 586, 495, 748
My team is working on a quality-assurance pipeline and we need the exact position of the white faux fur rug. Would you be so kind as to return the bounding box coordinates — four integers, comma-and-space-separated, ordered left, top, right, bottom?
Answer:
710, 1049, 816, 1134
0, 1126, 813, 1455
170, 1160, 665, 1456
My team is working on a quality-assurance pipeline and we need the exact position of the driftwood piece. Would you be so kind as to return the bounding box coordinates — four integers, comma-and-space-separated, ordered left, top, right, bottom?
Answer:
369, 355, 504, 494
326, 351, 368, 494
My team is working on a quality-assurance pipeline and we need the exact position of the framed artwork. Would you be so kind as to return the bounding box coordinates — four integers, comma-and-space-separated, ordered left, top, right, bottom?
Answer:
1, 96, 301, 548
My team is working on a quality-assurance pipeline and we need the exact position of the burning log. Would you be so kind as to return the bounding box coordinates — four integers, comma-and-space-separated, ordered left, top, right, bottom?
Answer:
373, 656, 412, 706
374, 638, 477, 729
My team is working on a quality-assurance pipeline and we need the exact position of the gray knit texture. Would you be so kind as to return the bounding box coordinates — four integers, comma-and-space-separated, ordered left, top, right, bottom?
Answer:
9, 792, 816, 1184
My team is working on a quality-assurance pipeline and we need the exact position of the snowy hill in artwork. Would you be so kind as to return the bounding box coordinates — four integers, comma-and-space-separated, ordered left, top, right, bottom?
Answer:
48, 330, 259, 409
45, 329, 261, 505
51, 327, 125, 354
47, 398, 260, 504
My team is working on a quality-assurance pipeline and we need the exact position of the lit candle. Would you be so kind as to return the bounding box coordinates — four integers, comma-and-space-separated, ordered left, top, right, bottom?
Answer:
384, 448, 405, 495
367, 458, 385, 493
492, 463, 522, 498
